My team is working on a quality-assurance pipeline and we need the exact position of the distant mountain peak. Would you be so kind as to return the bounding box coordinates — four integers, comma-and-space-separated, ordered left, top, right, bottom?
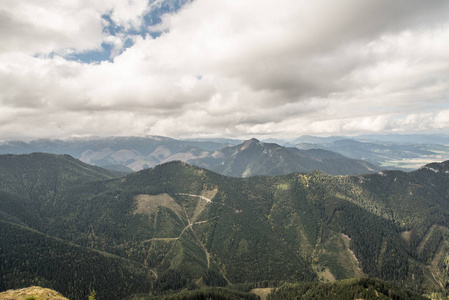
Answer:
240, 138, 260, 150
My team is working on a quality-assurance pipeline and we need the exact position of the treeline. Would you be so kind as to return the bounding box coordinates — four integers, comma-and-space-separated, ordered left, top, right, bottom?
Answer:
129, 287, 259, 300
267, 278, 428, 300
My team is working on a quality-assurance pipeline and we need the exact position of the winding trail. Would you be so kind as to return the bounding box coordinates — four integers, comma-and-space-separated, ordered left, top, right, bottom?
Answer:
144, 192, 232, 285
184, 213, 211, 269
177, 192, 240, 213
149, 268, 158, 279
142, 220, 211, 243
429, 267, 444, 289
176, 193, 212, 202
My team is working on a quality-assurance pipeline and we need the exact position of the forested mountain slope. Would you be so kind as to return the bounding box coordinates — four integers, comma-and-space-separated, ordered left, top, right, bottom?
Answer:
0, 220, 152, 300
1, 154, 449, 298
190, 138, 380, 177
0, 153, 122, 232
267, 278, 428, 300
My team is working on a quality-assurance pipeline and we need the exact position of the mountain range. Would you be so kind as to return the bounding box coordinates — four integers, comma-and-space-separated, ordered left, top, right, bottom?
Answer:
0, 136, 380, 176
1, 153, 449, 299
290, 135, 449, 171
190, 138, 380, 176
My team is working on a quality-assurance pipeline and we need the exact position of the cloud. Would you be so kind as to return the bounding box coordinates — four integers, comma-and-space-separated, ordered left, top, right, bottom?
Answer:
0, 0, 102, 55
106, 0, 150, 30
1, 0, 449, 140
0, 0, 154, 56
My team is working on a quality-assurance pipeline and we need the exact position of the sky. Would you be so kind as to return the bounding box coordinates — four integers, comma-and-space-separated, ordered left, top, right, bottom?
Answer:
1, 0, 449, 141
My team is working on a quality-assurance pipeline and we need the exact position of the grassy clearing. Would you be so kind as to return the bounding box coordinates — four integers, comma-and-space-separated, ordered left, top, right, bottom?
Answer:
201, 188, 218, 202
0, 286, 68, 300
401, 230, 411, 244
313, 264, 336, 282
341, 234, 362, 275
134, 194, 183, 219
313, 231, 365, 281
250, 288, 273, 300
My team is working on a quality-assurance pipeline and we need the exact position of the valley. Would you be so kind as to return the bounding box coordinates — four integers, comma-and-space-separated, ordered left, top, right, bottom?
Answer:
1, 153, 449, 299
292, 135, 449, 172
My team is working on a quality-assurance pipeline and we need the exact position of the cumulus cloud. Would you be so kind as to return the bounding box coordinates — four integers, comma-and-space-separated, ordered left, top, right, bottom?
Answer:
0, 0, 449, 140
0, 0, 153, 56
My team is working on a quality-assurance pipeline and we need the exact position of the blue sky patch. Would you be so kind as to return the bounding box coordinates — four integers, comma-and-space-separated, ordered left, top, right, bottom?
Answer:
65, 0, 193, 64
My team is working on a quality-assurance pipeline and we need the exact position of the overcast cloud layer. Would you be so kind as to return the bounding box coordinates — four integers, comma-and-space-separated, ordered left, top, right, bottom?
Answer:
1, 0, 449, 140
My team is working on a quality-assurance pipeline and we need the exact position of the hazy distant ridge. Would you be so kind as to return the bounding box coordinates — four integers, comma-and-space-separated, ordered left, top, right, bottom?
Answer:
0, 136, 380, 176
